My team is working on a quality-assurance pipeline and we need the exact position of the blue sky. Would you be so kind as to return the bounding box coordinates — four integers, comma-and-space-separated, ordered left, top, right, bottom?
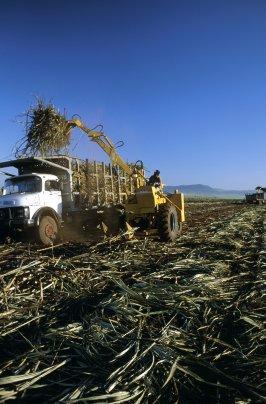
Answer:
0, 0, 265, 189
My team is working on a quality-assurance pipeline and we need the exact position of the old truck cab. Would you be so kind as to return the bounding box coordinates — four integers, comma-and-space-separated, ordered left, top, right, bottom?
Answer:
0, 173, 63, 239
0, 156, 83, 245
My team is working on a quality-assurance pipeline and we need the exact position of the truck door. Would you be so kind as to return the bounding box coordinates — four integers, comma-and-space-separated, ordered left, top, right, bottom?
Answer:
44, 180, 63, 217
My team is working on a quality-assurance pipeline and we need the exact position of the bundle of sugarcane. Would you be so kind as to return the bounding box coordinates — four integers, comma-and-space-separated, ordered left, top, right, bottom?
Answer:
15, 99, 71, 157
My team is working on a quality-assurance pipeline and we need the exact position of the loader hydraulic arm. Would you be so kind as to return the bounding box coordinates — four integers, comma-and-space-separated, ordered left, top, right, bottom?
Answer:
68, 118, 146, 187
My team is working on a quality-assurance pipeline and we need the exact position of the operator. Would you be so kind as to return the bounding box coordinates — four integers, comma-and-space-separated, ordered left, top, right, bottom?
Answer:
148, 170, 162, 187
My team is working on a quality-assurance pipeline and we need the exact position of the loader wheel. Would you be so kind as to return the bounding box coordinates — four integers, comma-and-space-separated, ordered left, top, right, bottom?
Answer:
157, 204, 181, 242
38, 215, 58, 245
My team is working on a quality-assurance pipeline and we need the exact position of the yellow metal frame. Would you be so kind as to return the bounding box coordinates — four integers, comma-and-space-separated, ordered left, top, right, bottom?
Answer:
125, 185, 185, 222
68, 119, 146, 188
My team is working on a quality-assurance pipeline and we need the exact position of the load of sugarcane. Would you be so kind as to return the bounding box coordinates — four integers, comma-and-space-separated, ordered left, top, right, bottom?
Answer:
15, 99, 71, 157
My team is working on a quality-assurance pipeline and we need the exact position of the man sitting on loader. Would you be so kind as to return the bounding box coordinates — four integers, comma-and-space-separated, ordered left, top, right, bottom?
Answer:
148, 170, 162, 187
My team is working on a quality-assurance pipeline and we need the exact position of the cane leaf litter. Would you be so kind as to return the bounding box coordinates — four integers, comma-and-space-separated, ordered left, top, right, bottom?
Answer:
0, 201, 265, 403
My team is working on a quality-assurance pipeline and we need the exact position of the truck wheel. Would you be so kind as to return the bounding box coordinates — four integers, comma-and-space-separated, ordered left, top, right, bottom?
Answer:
38, 215, 58, 245
157, 204, 181, 242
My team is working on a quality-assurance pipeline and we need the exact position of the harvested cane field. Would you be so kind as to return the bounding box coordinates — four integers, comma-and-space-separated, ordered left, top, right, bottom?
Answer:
0, 200, 265, 403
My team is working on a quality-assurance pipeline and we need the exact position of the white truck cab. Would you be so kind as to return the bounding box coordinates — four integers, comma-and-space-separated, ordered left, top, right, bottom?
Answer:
0, 172, 63, 243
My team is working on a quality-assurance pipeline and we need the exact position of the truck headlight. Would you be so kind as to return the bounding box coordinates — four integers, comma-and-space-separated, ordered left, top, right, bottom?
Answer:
24, 207, 30, 219
16, 207, 30, 219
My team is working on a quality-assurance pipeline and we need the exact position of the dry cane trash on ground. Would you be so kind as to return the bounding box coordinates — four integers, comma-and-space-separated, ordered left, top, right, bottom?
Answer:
0, 201, 265, 403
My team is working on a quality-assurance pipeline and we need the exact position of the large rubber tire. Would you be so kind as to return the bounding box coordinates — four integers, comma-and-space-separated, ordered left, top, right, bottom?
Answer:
157, 204, 181, 242
38, 215, 59, 246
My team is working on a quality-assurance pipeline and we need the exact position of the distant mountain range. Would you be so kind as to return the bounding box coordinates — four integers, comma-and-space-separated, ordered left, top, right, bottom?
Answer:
165, 184, 253, 199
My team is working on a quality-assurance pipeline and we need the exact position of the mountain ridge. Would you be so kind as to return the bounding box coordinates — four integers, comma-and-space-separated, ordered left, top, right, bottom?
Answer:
165, 184, 252, 198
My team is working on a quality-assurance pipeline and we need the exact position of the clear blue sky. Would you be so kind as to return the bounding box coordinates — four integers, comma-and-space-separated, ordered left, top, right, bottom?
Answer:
0, 0, 265, 189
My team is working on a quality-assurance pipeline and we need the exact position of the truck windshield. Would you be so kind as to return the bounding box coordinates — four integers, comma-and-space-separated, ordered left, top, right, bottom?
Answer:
4, 176, 42, 195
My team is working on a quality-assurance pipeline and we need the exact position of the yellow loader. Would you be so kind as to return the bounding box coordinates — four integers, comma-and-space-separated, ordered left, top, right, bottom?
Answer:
68, 119, 185, 241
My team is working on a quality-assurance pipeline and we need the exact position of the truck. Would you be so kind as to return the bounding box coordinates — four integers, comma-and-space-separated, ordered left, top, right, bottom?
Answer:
245, 186, 266, 205
0, 118, 185, 245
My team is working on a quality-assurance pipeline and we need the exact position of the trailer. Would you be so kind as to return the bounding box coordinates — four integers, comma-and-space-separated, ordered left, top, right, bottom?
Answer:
245, 186, 266, 205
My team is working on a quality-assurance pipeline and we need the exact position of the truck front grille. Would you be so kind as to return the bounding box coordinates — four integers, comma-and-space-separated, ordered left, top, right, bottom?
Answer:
0, 207, 25, 220
0, 208, 10, 219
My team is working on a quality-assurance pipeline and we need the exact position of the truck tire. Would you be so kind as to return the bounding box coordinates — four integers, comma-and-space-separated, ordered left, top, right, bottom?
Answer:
38, 215, 59, 245
157, 204, 181, 242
